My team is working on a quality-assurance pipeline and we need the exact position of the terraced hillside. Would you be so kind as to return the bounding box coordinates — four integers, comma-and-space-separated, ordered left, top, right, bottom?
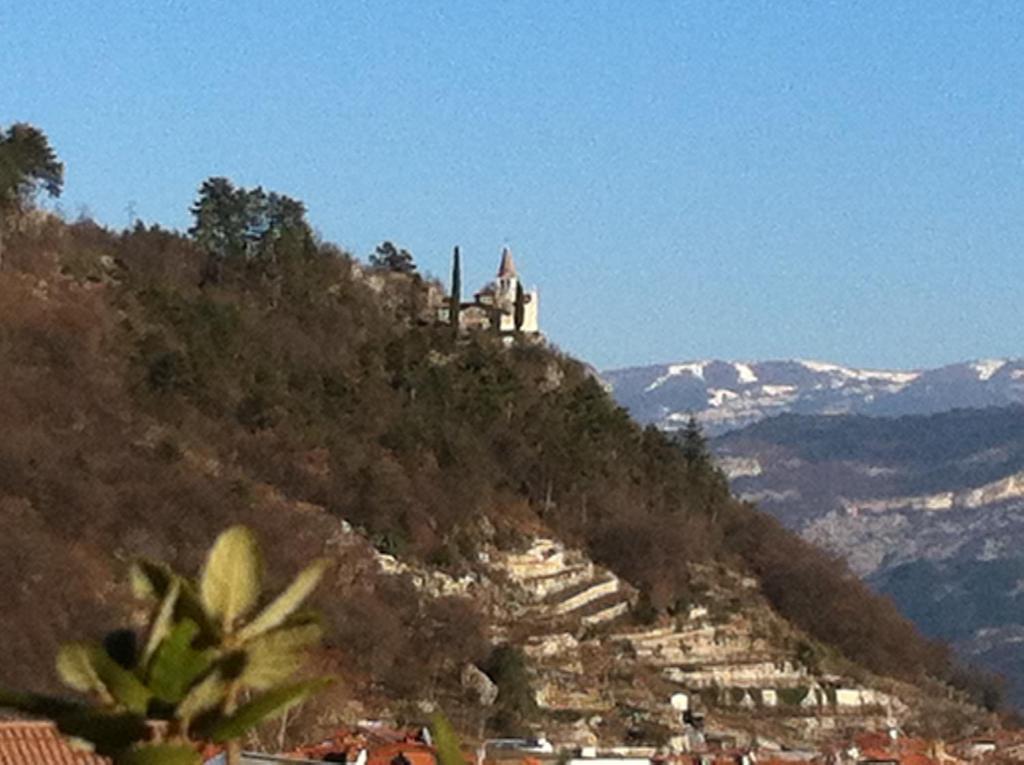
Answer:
373, 535, 974, 748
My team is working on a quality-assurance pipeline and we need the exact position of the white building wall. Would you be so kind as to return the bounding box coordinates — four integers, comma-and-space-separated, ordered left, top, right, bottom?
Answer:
522, 288, 540, 333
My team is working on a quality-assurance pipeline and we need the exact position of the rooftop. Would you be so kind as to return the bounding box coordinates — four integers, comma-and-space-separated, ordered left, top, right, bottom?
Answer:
0, 720, 110, 765
497, 247, 517, 279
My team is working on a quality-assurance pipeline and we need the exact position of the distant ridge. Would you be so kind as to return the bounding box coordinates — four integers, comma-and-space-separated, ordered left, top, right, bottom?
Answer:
603, 358, 1024, 435
712, 404, 1024, 707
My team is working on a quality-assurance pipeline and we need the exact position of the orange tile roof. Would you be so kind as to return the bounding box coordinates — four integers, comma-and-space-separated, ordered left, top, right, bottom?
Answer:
0, 720, 110, 765
366, 740, 438, 765
288, 726, 441, 764
851, 734, 939, 765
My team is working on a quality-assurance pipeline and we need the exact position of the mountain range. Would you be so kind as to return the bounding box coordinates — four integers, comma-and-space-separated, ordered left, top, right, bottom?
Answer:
603, 358, 1024, 435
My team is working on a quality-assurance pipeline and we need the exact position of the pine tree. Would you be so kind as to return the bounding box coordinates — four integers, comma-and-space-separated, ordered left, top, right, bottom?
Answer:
680, 414, 709, 467
0, 123, 63, 212
450, 246, 461, 331
189, 178, 311, 285
0, 123, 64, 266
369, 241, 416, 273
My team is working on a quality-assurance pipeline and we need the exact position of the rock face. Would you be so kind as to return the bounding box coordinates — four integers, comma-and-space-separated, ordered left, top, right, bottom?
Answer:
461, 663, 499, 706
712, 406, 1024, 706
602, 358, 1024, 436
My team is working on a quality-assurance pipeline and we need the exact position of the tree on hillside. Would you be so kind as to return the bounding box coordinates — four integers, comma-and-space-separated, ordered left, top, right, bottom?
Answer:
190, 177, 251, 263
369, 240, 416, 274
482, 645, 537, 734
450, 246, 461, 331
0, 123, 64, 265
680, 414, 710, 467
514, 281, 525, 331
189, 177, 311, 284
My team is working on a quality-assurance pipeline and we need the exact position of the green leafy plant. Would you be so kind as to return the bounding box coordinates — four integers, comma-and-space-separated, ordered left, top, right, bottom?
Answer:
0, 525, 333, 765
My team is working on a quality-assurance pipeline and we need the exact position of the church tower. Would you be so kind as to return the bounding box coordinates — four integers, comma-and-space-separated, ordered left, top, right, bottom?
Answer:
493, 246, 538, 334
460, 245, 540, 334
495, 246, 519, 320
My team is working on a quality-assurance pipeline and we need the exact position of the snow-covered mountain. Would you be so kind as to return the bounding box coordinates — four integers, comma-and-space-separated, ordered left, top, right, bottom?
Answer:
603, 358, 1024, 435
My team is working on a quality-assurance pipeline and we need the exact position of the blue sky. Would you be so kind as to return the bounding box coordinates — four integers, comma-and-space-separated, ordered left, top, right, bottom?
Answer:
4, 2, 1022, 370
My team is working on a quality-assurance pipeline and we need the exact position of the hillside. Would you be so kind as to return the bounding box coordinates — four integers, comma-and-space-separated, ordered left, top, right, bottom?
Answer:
713, 408, 1024, 707
603, 359, 1024, 435
0, 202, 995, 749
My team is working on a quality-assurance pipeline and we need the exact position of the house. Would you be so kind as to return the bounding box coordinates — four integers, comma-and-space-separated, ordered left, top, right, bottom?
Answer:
831, 732, 945, 765
203, 755, 326, 764
283, 723, 454, 765
367, 741, 438, 765
961, 741, 997, 760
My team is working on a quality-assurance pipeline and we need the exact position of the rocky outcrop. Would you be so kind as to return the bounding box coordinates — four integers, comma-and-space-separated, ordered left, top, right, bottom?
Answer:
461, 663, 499, 706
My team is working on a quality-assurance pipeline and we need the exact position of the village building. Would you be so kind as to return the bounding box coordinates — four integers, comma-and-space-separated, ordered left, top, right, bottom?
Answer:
452, 247, 540, 335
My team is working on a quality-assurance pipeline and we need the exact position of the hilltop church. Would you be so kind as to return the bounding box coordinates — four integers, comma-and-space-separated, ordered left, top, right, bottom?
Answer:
453, 247, 540, 335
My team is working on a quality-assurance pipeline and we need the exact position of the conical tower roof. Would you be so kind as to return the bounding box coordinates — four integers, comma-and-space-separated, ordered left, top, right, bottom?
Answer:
497, 246, 517, 279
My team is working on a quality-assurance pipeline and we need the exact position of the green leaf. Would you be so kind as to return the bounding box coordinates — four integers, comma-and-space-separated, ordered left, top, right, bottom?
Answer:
239, 621, 323, 690
0, 687, 85, 718
142, 579, 180, 666
200, 525, 262, 631
175, 668, 229, 725
205, 678, 333, 743
237, 558, 328, 642
53, 711, 150, 757
118, 743, 202, 765
0, 690, 151, 755
147, 620, 213, 703
132, 561, 213, 638
1, 689, 157, 758
430, 711, 465, 765
56, 642, 150, 713
130, 559, 175, 601
84, 643, 152, 714
56, 643, 107, 696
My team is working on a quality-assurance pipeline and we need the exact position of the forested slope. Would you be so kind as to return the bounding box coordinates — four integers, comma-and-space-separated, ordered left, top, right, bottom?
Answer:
0, 169, 1000, 736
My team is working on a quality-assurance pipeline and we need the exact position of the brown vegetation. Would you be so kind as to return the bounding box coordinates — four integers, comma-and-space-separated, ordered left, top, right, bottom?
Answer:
0, 205, 1002, 729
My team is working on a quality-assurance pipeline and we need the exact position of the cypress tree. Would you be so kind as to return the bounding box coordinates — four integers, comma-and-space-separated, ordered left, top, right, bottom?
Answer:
514, 280, 525, 331
450, 246, 461, 331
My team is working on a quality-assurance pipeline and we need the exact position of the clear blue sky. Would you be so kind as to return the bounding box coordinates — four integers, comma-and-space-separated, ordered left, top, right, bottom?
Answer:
4, 2, 1023, 370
